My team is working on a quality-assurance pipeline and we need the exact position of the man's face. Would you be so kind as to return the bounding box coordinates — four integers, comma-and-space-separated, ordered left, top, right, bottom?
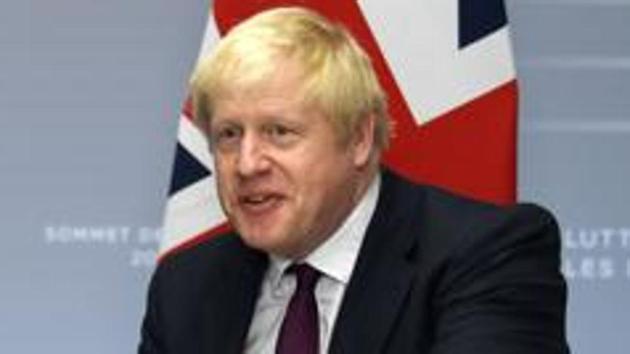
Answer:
210, 61, 372, 259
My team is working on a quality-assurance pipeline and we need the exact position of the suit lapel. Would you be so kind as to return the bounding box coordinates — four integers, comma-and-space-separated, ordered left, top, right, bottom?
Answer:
200, 238, 268, 354
330, 171, 421, 354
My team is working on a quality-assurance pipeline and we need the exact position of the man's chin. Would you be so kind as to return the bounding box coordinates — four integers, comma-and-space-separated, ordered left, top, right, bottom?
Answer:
239, 228, 281, 251
240, 231, 306, 258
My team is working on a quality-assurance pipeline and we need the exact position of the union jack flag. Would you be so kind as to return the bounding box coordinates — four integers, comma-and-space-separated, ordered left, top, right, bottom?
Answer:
160, 0, 517, 258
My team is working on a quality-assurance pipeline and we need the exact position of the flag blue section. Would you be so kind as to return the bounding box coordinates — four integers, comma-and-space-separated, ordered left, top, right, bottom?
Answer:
459, 0, 507, 48
168, 143, 211, 196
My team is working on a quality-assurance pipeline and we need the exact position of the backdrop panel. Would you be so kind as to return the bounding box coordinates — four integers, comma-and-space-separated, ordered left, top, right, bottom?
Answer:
0, 1, 628, 353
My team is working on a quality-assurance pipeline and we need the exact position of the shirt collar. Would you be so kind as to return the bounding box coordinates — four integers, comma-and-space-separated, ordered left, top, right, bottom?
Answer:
267, 173, 381, 287
267, 254, 291, 290
307, 173, 380, 284
268, 174, 381, 287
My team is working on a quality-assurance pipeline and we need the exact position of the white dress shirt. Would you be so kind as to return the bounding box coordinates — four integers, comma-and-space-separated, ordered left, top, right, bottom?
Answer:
244, 174, 381, 354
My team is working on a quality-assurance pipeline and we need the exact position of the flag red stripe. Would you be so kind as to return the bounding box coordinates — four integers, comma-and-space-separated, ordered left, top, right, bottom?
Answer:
384, 80, 517, 204
158, 222, 232, 262
182, 97, 194, 121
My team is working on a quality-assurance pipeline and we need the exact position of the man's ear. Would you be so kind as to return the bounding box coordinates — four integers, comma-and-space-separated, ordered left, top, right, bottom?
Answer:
352, 113, 376, 168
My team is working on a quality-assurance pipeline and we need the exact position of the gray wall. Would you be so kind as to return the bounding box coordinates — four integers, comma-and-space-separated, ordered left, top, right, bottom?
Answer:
511, 1, 630, 353
0, 0, 627, 353
0, 1, 206, 352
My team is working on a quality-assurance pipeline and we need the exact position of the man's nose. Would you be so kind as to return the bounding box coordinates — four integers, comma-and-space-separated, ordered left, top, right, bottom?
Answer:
236, 133, 270, 177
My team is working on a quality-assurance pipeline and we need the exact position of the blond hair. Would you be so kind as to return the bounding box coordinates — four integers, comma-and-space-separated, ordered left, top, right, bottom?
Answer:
190, 7, 389, 149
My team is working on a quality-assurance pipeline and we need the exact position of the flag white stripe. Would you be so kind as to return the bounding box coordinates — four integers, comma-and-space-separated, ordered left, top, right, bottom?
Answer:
177, 114, 213, 170
360, 0, 515, 122
161, 176, 225, 253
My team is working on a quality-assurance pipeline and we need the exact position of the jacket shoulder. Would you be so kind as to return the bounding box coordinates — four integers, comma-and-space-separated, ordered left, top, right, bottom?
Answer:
156, 232, 243, 277
381, 170, 560, 262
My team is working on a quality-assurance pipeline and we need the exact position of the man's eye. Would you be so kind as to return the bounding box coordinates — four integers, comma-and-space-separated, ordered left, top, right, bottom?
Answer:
219, 127, 238, 139
264, 124, 298, 146
212, 126, 241, 149
267, 125, 290, 137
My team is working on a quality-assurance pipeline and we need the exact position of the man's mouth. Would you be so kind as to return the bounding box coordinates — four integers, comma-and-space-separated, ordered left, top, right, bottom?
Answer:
237, 193, 285, 215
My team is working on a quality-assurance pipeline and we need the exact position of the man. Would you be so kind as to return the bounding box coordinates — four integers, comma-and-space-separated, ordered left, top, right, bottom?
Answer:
139, 7, 569, 354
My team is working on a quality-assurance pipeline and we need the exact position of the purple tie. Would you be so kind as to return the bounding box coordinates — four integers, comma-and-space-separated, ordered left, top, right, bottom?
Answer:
276, 264, 321, 354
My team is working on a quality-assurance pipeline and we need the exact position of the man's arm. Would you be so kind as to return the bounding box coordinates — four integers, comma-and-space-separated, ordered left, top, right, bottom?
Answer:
431, 204, 569, 354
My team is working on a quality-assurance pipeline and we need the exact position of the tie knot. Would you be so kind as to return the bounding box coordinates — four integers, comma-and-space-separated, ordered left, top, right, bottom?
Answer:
289, 263, 320, 291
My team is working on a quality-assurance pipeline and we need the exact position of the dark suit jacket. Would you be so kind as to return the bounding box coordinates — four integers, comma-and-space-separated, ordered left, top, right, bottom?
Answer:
139, 170, 569, 354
